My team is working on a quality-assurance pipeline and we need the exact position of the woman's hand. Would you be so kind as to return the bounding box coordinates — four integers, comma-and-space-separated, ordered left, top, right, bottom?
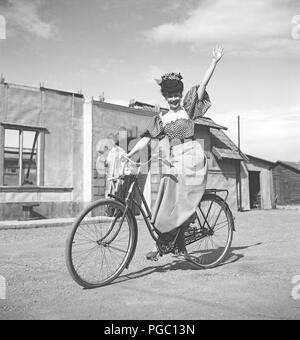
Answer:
212, 45, 224, 63
120, 154, 130, 163
198, 45, 224, 98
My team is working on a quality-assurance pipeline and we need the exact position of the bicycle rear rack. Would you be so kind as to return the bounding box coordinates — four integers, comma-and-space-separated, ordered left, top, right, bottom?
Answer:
205, 189, 229, 202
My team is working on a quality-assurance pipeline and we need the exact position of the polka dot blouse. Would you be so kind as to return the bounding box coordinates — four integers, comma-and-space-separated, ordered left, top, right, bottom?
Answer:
140, 86, 211, 140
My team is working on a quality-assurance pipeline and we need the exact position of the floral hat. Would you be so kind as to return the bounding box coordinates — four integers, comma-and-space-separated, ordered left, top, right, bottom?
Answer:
155, 72, 184, 94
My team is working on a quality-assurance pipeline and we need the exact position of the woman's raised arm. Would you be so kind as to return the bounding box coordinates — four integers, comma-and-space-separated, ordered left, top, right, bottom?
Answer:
198, 45, 224, 100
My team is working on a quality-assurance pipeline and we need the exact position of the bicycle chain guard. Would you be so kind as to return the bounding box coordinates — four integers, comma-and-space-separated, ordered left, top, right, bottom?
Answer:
184, 225, 208, 246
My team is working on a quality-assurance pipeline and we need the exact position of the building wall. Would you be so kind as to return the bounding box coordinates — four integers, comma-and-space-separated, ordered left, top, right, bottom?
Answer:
240, 161, 251, 210
0, 202, 82, 221
1, 83, 278, 220
197, 126, 250, 212
0, 84, 85, 220
207, 156, 243, 211
91, 101, 154, 204
272, 165, 300, 205
247, 158, 275, 209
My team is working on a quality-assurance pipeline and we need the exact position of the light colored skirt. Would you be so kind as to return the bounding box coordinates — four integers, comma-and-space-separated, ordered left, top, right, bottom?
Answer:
151, 140, 208, 233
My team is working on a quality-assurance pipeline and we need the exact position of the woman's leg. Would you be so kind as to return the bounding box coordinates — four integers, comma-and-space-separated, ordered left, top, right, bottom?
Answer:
173, 216, 195, 256
146, 141, 207, 259
146, 246, 160, 260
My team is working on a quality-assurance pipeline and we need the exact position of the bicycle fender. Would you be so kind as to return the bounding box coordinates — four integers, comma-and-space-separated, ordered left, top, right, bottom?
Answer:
219, 196, 236, 232
203, 193, 236, 232
108, 194, 138, 268
108, 194, 125, 205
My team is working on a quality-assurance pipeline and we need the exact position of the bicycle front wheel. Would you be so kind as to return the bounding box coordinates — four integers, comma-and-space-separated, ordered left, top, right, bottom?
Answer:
185, 194, 234, 269
66, 199, 137, 288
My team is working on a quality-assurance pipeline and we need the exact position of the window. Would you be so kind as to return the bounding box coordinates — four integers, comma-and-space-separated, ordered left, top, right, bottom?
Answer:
0, 124, 45, 187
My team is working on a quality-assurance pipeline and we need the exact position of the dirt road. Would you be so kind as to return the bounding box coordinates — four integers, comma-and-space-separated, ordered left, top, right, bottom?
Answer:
0, 209, 299, 320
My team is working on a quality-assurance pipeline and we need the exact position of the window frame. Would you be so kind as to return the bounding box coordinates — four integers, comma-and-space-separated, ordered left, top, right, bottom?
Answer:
0, 123, 46, 187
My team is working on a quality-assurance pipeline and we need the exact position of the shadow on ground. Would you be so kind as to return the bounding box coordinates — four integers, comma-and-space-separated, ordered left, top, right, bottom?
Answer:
87, 242, 263, 289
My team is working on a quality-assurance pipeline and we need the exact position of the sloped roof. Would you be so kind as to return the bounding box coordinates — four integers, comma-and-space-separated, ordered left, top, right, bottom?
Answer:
212, 147, 244, 160
194, 117, 227, 130
210, 128, 248, 161
275, 161, 300, 173
246, 154, 276, 167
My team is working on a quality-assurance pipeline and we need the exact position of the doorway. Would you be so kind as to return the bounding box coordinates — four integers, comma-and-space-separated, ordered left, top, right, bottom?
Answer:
249, 171, 261, 209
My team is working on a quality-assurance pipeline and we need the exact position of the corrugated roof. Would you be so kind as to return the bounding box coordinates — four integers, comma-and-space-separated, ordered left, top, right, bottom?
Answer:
276, 161, 300, 173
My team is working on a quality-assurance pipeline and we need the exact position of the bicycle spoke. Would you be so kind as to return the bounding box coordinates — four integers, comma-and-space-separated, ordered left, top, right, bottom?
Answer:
81, 223, 99, 240
74, 245, 100, 271
212, 220, 228, 231
107, 244, 127, 254
186, 194, 233, 268
73, 239, 97, 246
75, 230, 96, 243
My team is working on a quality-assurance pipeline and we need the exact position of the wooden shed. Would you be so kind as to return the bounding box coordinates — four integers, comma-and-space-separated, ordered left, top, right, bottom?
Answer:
272, 161, 300, 205
245, 155, 276, 210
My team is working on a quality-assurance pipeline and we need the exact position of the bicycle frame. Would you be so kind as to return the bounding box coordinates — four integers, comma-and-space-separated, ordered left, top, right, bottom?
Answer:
108, 166, 159, 242
196, 189, 229, 232
109, 164, 233, 243
66, 162, 235, 288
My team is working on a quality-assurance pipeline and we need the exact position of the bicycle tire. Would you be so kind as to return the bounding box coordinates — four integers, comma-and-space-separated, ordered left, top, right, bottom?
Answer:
185, 194, 234, 269
65, 199, 137, 288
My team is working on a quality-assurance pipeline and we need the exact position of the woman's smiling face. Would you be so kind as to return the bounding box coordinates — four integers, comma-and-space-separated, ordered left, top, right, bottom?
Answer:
164, 91, 183, 111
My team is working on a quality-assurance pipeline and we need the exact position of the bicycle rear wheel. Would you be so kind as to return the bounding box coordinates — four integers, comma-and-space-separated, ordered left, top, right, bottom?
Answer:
66, 199, 137, 288
185, 194, 234, 269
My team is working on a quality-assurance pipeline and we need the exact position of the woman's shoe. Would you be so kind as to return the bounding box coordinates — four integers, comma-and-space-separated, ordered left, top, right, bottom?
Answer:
146, 249, 160, 261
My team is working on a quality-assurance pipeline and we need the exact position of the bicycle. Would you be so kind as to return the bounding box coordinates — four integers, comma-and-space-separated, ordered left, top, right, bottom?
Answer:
65, 156, 235, 289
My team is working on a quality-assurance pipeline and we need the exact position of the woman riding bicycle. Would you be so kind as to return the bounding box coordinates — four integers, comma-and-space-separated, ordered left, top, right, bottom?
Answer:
123, 46, 224, 260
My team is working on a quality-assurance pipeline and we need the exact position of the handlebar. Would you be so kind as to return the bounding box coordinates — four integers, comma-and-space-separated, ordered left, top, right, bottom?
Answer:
121, 154, 172, 167
107, 154, 172, 181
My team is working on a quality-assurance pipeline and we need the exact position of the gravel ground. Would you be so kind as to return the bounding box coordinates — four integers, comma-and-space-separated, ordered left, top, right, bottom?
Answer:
0, 209, 299, 320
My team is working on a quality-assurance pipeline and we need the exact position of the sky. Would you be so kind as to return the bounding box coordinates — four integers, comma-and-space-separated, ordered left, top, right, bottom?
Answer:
0, 0, 299, 162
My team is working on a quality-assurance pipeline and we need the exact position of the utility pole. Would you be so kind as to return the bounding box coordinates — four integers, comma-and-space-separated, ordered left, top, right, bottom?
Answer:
237, 115, 242, 211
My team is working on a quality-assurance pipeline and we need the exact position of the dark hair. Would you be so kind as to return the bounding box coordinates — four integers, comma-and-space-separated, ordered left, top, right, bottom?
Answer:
161, 88, 184, 98
160, 79, 184, 96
